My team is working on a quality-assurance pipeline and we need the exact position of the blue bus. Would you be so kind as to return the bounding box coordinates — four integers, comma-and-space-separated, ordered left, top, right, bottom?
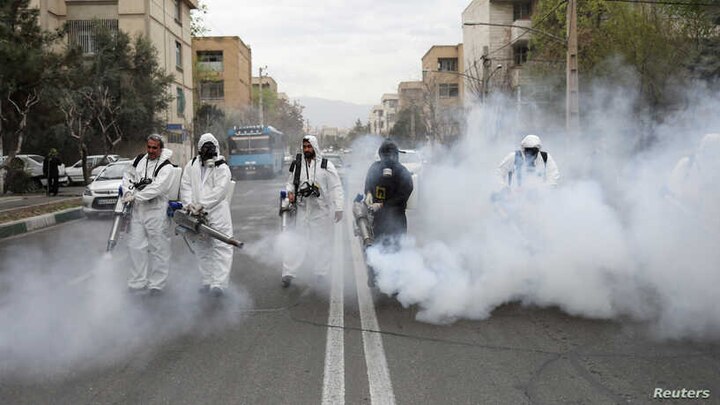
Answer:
227, 125, 286, 178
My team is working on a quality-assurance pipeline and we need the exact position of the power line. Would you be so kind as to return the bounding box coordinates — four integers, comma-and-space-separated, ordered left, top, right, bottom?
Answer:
604, 0, 720, 6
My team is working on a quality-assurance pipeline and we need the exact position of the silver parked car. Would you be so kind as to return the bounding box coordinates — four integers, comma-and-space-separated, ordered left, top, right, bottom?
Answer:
82, 160, 132, 217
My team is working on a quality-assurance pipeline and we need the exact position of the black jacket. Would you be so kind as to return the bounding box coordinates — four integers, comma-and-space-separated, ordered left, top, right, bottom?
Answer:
43, 156, 61, 178
364, 159, 414, 238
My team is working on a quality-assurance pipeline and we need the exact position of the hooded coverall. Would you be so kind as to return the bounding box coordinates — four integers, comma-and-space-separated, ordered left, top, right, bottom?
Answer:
180, 133, 235, 291
282, 135, 344, 279
122, 148, 175, 291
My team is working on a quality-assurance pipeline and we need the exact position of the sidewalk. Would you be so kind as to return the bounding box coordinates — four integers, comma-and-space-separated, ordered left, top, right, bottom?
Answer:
0, 187, 85, 239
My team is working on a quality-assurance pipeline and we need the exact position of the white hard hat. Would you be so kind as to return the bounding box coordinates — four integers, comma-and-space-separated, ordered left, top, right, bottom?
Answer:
520, 134, 542, 150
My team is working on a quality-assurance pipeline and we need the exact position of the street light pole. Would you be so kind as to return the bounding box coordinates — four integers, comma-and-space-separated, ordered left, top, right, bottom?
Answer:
258, 66, 267, 127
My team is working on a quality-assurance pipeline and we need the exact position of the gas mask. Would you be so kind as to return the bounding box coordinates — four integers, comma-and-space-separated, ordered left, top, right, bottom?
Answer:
200, 142, 218, 166
523, 147, 539, 166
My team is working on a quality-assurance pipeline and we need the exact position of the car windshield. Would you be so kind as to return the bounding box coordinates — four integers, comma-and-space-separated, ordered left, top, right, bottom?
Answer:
96, 163, 130, 180
27, 155, 44, 164
399, 152, 421, 164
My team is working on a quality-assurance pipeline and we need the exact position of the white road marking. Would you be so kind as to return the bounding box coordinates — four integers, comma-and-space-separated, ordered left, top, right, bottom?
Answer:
321, 219, 345, 405
349, 219, 396, 405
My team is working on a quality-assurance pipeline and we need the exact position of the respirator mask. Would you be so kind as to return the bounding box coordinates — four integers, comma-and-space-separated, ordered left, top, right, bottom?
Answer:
200, 142, 218, 166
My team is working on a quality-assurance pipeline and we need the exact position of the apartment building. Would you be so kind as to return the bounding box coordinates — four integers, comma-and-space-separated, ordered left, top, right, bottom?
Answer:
252, 76, 278, 95
397, 81, 425, 111
381, 94, 399, 135
462, 0, 536, 101
421, 45, 465, 108
30, 0, 198, 165
193, 36, 252, 114
369, 105, 384, 135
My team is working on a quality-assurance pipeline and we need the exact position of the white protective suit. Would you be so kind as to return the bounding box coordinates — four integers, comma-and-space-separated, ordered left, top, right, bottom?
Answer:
497, 134, 560, 190
667, 133, 720, 227
283, 135, 344, 279
180, 133, 235, 290
122, 147, 176, 291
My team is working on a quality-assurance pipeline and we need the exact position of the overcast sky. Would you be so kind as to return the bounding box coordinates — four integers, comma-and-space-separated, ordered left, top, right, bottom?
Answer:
203, 0, 470, 105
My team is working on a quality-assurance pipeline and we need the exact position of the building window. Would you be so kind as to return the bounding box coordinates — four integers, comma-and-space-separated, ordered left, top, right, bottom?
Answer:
514, 46, 529, 65
200, 80, 224, 99
167, 132, 184, 144
438, 58, 458, 72
439, 83, 459, 98
174, 0, 182, 24
513, 2, 532, 21
176, 87, 185, 117
197, 51, 224, 71
175, 41, 182, 69
66, 19, 118, 55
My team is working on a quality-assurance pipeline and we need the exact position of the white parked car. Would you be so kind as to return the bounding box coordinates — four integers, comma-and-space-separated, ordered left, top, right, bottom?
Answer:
67, 154, 119, 185
399, 150, 424, 210
82, 160, 132, 217
0, 154, 69, 188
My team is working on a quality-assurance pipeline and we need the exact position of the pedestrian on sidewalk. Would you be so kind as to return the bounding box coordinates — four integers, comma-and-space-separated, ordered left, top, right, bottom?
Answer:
43, 148, 62, 196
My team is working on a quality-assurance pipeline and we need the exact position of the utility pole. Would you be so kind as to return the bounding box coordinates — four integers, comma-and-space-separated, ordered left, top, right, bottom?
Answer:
258, 66, 267, 127
566, 0, 580, 137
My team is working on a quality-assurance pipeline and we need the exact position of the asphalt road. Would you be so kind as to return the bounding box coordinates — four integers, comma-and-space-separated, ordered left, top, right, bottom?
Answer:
0, 176, 718, 404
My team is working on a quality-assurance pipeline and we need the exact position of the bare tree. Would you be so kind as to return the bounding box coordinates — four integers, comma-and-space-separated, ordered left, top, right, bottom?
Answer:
58, 89, 94, 184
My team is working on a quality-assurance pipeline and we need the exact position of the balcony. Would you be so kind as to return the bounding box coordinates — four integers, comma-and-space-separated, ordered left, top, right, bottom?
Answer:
511, 19, 532, 45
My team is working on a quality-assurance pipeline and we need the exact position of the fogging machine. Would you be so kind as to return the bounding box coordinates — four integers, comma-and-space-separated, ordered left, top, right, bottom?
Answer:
352, 193, 374, 249
170, 205, 244, 248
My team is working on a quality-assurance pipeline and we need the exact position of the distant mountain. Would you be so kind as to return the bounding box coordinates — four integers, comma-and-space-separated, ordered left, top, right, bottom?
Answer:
294, 97, 372, 130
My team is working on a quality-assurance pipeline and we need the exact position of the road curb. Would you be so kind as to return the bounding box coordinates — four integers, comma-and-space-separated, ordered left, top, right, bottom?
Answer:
0, 207, 84, 239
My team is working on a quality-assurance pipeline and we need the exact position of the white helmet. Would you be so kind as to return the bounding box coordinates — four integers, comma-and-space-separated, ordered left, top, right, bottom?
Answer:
520, 134, 542, 150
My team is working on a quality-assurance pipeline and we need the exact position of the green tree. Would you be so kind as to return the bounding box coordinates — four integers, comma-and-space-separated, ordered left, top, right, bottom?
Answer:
269, 98, 305, 146
194, 103, 226, 150
0, 1, 60, 153
58, 24, 173, 182
347, 118, 370, 145
0, 0, 63, 192
190, 0, 209, 37
389, 107, 428, 147
529, 1, 720, 120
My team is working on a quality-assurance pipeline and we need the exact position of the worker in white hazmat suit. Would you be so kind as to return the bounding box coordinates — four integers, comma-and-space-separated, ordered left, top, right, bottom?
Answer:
667, 133, 720, 228
180, 133, 235, 297
121, 134, 177, 295
497, 134, 560, 191
282, 135, 344, 288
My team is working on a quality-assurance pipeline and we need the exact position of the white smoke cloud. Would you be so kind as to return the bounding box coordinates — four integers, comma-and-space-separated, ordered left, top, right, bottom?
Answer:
364, 81, 720, 340
0, 238, 253, 381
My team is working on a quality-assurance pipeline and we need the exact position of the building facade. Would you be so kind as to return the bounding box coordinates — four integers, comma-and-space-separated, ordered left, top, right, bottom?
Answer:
397, 81, 425, 112
421, 45, 465, 108
30, 0, 198, 165
380, 94, 399, 136
369, 105, 384, 135
462, 0, 536, 102
193, 36, 252, 114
